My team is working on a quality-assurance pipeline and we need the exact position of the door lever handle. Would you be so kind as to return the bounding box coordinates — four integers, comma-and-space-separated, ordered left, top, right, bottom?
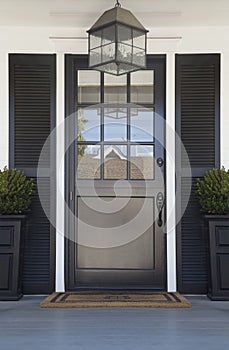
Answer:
156, 192, 164, 227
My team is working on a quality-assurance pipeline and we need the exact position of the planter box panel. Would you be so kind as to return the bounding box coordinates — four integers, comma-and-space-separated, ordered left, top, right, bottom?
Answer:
0, 226, 14, 247
0, 255, 12, 290
0, 216, 25, 300
218, 255, 229, 290
206, 216, 229, 300
217, 227, 229, 246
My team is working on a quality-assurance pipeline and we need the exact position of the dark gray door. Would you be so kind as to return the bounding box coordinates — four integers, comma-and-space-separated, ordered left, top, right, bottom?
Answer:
66, 55, 166, 289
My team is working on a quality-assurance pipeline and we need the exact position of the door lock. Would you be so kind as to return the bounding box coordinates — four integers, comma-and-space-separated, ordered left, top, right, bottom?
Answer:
157, 157, 164, 167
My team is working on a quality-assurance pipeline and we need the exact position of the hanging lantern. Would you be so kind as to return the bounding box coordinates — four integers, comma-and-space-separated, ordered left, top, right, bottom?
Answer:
87, 1, 148, 76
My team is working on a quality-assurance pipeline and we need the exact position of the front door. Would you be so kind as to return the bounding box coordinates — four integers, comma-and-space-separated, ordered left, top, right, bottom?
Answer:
66, 55, 166, 290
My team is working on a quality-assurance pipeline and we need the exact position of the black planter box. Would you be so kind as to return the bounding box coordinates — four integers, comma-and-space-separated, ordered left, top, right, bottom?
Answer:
205, 215, 229, 301
0, 215, 26, 301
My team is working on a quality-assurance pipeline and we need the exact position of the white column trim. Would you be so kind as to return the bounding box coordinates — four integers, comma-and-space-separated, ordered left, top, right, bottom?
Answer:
0, 52, 9, 169
221, 52, 229, 170
55, 52, 65, 292
166, 52, 177, 292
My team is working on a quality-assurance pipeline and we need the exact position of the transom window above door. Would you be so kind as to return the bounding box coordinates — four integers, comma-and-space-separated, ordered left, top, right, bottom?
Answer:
76, 70, 155, 181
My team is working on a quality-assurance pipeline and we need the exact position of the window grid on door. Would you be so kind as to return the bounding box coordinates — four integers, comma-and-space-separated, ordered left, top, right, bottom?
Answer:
76, 70, 155, 180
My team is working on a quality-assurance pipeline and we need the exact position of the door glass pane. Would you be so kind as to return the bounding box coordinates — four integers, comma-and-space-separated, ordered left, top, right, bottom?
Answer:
104, 145, 127, 179
131, 70, 154, 104
104, 74, 127, 103
130, 145, 154, 180
77, 145, 101, 179
78, 70, 100, 104
77, 108, 101, 142
130, 108, 154, 142
104, 107, 127, 141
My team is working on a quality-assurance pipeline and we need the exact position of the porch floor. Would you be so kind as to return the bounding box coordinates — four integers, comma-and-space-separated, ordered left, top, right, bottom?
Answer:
0, 296, 228, 350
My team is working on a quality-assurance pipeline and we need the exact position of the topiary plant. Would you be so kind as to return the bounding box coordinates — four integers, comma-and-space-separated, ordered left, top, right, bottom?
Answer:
196, 167, 229, 215
0, 167, 35, 215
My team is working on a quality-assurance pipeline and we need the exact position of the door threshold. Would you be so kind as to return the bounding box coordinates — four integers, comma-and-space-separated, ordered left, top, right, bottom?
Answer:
68, 287, 166, 292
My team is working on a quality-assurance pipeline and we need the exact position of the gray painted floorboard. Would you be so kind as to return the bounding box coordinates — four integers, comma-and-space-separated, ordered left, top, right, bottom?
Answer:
0, 296, 229, 350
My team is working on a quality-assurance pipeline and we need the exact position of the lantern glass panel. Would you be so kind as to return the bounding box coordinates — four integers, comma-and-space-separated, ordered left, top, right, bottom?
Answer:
90, 30, 102, 49
118, 24, 132, 46
89, 47, 102, 67
133, 29, 145, 49
132, 47, 145, 66
117, 43, 132, 64
102, 43, 115, 63
102, 25, 115, 46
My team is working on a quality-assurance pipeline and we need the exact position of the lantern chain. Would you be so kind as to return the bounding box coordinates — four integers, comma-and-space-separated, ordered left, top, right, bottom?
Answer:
115, 0, 121, 7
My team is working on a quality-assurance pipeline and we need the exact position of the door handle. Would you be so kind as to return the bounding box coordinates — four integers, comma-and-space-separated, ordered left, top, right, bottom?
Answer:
156, 192, 164, 227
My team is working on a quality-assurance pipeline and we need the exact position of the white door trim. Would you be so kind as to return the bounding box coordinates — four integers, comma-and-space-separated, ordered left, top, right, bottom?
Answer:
54, 51, 178, 292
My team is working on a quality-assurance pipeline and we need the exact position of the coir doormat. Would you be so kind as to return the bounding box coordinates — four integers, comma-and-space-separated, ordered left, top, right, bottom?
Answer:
40, 292, 190, 308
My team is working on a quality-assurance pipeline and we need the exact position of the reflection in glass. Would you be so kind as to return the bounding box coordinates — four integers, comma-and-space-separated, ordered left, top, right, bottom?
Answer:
77, 108, 100, 142
104, 108, 127, 141
77, 145, 101, 179
131, 70, 154, 104
104, 74, 127, 103
130, 145, 154, 180
103, 106, 127, 119
78, 70, 100, 104
130, 108, 154, 142
104, 145, 127, 179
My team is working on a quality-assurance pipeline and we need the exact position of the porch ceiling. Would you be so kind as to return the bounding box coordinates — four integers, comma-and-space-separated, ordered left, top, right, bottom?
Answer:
0, 0, 229, 28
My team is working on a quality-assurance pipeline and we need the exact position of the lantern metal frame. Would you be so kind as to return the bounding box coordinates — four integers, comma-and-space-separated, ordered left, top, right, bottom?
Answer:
87, 1, 148, 76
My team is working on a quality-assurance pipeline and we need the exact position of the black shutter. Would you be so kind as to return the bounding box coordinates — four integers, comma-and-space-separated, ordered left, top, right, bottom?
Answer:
9, 54, 56, 294
176, 54, 220, 293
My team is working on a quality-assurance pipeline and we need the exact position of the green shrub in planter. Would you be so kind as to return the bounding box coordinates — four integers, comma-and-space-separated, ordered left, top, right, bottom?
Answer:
0, 167, 35, 214
196, 167, 229, 215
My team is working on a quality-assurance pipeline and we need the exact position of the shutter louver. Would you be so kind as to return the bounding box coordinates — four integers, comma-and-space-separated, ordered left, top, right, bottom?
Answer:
14, 65, 51, 168
176, 54, 220, 294
9, 54, 56, 294
180, 64, 216, 168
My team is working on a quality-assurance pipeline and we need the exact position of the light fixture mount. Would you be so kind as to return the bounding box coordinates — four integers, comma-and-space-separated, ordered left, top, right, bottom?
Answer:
87, 1, 148, 76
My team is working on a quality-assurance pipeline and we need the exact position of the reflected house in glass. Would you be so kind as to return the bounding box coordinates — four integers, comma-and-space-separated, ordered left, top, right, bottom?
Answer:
87, 4, 148, 75
77, 143, 154, 180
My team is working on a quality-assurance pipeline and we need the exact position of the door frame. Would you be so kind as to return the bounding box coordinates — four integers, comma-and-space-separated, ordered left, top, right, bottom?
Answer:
65, 54, 166, 291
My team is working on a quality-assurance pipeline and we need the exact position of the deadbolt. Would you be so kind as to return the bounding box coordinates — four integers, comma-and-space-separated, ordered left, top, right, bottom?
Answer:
157, 157, 164, 167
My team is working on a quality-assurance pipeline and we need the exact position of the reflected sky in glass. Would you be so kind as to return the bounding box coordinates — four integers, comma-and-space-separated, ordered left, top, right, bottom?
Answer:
78, 107, 154, 142
131, 108, 154, 142
78, 108, 100, 141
